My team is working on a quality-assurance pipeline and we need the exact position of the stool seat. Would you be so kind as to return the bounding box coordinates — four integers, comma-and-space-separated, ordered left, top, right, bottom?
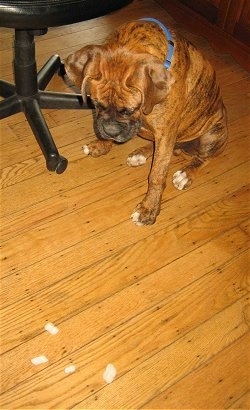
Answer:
0, 0, 132, 29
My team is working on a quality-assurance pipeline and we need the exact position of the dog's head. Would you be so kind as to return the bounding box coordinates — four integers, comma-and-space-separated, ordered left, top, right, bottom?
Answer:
65, 45, 173, 143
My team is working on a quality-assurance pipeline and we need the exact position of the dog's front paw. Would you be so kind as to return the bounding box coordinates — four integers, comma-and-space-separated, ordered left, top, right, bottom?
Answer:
82, 141, 113, 157
127, 153, 147, 167
173, 170, 191, 190
83, 145, 90, 155
83, 143, 101, 157
131, 204, 158, 226
127, 144, 153, 167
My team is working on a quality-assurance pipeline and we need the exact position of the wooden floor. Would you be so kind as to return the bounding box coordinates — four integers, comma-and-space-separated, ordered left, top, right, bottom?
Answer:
0, 0, 249, 408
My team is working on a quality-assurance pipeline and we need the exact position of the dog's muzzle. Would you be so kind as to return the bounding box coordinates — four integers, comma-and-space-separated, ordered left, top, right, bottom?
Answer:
96, 118, 142, 143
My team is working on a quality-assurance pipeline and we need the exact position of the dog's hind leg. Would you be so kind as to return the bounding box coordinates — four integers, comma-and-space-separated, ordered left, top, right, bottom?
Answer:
173, 111, 228, 190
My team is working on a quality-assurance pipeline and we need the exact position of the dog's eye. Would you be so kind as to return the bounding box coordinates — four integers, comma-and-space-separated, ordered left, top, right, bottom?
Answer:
118, 108, 134, 116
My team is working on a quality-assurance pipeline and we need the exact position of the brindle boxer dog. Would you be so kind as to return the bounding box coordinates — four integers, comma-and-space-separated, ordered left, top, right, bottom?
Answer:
65, 18, 228, 225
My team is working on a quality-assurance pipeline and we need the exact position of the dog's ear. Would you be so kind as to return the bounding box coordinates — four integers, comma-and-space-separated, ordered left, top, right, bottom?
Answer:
65, 45, 102, 100
141, 59, 174, 115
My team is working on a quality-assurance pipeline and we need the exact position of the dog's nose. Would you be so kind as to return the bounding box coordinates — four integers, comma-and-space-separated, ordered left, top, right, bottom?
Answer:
102, 122, 121, 137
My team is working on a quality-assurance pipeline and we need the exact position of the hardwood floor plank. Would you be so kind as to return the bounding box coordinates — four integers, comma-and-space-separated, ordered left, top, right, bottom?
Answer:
0, 268, 248, 407
142, 333, 249, 409
1, 164, 248, 286
223, 78, 250, 123
0, 123, 19, 147
74, 299, 248, 409
1, 210, 248, 311
240, 219, 250, 236
71, 300, 248, 409
1, 200, 249, 352
227, 392, 250, 409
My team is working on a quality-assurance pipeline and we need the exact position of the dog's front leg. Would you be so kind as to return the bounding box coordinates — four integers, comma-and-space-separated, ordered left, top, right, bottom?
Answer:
131, 131, 176, 226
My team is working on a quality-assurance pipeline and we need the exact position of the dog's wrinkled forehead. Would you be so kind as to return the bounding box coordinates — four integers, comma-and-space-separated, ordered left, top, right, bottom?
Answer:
99, 51, 132, 78
89, 81, 141, 111
88, 52, 143, 109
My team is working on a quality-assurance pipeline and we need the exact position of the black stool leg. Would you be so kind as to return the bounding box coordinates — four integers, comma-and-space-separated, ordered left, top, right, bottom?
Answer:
0, 94, 21, 118
37, 54, 61, 90
40, 90, 85, 109
0, 80, 16, 98
24, 98, 68, 174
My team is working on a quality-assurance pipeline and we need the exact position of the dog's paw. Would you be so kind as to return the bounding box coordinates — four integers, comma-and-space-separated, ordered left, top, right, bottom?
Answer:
131, 204, 157, 226
173, 170, 191, 190
131, 211, 144, 226
127, 154, 147, 167
82, 140, 113, 157
83, 144, 90, 155
82, 143, 101, 157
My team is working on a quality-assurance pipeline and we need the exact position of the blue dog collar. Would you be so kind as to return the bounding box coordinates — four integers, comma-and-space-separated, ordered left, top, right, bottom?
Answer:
140, 18, 174, 69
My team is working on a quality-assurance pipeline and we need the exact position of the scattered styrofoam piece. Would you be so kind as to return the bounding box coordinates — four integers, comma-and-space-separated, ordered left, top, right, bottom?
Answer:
31, 355, 48, 365
103, 363, 117, 384
64, 364, 76, 374
44, 322, 59, 335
